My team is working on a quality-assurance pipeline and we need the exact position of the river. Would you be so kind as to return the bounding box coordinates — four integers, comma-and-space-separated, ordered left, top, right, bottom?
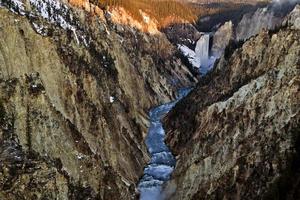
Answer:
138, 88, 192, 200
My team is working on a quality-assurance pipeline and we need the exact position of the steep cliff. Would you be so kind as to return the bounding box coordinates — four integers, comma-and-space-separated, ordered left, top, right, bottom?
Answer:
164, 5, 300, 200
0, 0, 196, 199
236, 0, 299, 41
211, 21, 234, 57
209, 1, 299, 60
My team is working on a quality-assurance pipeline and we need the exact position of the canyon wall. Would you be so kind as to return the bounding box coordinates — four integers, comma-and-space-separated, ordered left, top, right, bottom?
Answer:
0, 1, 196, 199
164, 5, 300, 200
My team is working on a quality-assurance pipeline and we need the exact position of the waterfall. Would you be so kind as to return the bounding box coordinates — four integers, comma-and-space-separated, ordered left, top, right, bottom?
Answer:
194, 34, 216, 75
177, 33, 215, 75
195, 34, 210, 68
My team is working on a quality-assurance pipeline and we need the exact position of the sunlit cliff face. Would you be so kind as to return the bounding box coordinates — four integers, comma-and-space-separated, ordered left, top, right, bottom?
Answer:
66, 0, 196, 33
68, 0, 104, 16
67, 0, 191, 34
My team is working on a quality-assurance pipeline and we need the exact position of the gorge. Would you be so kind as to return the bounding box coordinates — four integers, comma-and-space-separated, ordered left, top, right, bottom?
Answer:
164, 4, 300, 199
138, 88, 191, 200
0, 0, 196, 199
0, 0, 299, 200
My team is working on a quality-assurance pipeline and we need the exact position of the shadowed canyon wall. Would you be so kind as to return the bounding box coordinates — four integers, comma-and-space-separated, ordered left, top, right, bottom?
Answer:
164, 5, 300, 200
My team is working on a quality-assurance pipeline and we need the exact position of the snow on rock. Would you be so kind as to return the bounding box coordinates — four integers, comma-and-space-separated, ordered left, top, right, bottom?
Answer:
71, 27, 80, 44
0, 0, 26, 15
178, 44, 200, 68
29, 0, 74, 29
109, 96, 115, 103
178, 33, 216, 75
1, 0, 89, 46
32, 22, 47, 36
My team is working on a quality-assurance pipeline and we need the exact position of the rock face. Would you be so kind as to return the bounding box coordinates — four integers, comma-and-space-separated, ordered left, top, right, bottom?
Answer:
235, 2, 298, 41
0, 0, 196, 199
211, 21, 234, 57
164, 6, 300, 200
207, 2, 299, 61
283, 5, 300, 30
163, 23, 202, 49
235, 7, 283, 41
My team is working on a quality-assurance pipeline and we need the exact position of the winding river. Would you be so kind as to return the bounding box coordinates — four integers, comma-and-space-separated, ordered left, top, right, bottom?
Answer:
138, 88, 192, 200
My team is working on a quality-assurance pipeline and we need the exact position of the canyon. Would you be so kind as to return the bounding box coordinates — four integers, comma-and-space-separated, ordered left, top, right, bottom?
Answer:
164, 4, 300, 200
0, 0, 299, 200
0, 0, 195, 199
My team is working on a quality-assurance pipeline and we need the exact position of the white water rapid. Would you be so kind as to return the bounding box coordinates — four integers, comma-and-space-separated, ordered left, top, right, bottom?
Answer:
138, 88, 192, 200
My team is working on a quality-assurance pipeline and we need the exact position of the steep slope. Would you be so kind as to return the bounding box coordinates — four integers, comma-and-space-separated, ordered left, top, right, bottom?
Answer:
235, 1, 299, 41
164, 6, 300, 200
95, 0, 196, 29
0, 0, 196, 199
211, 1, 300, 60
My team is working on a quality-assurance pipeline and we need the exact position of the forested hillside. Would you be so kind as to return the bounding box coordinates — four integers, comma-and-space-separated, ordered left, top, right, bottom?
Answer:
95, 0, 268, 27
96, 0, 196, 25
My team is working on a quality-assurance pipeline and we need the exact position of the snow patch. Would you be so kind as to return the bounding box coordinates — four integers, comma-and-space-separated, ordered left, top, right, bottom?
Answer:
2, 0, 90, 46
32, 22, 47, 36
178, 34, 216, 75
109, 96, 115, 103
178, 44, 200, 68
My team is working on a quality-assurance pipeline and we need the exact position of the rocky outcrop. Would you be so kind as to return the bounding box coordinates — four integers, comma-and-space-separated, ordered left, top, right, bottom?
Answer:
0, 0, 196, 199
235, 7, 283, 41
209, 1, 299, 58
162, 23, 202, 49
106, 7, 160, 34
283, 5, 300, 30
211, 21, 234, 57
196, 2, 268, 33
235, 1, 299, 41
164, 6, 300, 200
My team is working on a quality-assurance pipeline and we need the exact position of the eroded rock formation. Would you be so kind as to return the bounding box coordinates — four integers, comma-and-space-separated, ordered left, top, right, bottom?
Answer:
235, 0, 299, 41
164, 6, 300, 200
0, 0, 196, 199
211, 21, 234, 57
